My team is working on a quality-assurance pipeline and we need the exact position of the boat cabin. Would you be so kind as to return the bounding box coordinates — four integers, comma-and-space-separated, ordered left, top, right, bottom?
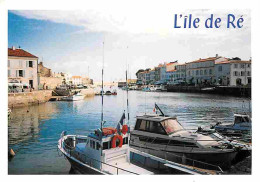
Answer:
72, 127, 130, 171
234, 114, 251, 125
134, 115, 184, 135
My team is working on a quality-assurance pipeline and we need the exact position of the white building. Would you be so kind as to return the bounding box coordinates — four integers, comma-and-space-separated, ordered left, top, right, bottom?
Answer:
215, 60, 251, 86
8, 46, 38, 90
71, 76, 82, 85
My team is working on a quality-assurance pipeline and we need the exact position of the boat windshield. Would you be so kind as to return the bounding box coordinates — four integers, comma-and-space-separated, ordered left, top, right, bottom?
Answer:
161, 119, 184, 134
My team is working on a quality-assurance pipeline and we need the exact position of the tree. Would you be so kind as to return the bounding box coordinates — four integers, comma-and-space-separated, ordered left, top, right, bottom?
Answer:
136, 69, 144, 77
232, 57, 241, 60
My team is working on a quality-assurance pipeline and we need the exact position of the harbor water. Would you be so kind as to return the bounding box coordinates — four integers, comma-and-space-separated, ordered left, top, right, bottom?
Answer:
8, 90, 251, 174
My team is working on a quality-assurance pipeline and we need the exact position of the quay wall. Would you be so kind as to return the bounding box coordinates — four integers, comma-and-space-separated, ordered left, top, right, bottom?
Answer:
166, 85, 251, 97
8, 90, 53, 108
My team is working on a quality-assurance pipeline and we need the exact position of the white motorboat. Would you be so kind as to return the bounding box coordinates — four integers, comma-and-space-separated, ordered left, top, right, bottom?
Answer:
130, 104, 239, 170
61, 92, 85, 101
58, 116, 219, 175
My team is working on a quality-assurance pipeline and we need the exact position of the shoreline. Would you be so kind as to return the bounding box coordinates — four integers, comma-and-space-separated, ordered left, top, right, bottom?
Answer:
8, 88, 95, 108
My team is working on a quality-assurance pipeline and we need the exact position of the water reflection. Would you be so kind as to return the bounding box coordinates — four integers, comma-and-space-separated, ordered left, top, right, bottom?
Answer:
8, 90, 251, 174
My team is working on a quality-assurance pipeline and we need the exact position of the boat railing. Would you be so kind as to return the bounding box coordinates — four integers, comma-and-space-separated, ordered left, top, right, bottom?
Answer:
61, 138, 139, 175
143, 137, 223, 173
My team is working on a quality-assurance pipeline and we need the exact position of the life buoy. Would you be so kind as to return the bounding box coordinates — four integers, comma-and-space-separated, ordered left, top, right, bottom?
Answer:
111, 135, 123, 148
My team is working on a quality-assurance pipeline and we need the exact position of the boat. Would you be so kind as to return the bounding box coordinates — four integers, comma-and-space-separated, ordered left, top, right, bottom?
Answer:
61, 91, 85, 101
214, 114, 251, 134
58, 119, 220, 174
142, 86, 150, 92
105, 91, 112, 95
57, 42, 216, 175
111, 90, 117, 95
130, 104, 238, 170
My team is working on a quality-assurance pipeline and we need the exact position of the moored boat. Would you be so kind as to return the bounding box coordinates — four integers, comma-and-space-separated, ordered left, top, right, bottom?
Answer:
61, 91, 85, 101
130, 104, 239, 170
214, 114, 251, 134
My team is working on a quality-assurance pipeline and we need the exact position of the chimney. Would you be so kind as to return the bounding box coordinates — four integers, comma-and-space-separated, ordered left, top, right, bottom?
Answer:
12, 46, 16, 50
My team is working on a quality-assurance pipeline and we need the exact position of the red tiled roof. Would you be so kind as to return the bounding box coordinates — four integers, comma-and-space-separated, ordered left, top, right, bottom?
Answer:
167, 69, 177, 72
8, 48, 38, 58
187, 57, 217, 64
215, 60, 251, 64
72, 76, 82, 78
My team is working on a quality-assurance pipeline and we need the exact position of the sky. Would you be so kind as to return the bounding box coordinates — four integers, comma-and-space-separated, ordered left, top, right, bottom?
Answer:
8, 9, 251, 82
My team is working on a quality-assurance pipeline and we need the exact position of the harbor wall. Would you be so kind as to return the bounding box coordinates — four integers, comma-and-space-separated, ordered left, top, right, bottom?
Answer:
166, 85, 251, 97
8, 90, 53, 108
39, 77, 63, 90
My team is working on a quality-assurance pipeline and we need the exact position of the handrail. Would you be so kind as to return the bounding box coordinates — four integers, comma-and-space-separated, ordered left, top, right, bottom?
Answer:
61, 138, 139, 175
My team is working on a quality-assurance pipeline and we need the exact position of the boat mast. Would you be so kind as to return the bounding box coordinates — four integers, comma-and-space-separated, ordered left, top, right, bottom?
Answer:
126, 46, 130, 124
126, 66, 129, 124
101, 41, 104, 140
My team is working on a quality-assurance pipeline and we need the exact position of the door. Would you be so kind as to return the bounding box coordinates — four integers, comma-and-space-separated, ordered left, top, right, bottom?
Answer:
29, 80, 33, 89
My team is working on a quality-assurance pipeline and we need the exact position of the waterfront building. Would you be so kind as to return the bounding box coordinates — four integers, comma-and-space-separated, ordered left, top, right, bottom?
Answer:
174, 63, 187, 83
149, 69, 155, 84
215, 59, 251, 86
186, 55, 226, 85
154, 63, 168, 84
8, 46, 38, 90
38, 62, 52, 77
71, 76, 82, 85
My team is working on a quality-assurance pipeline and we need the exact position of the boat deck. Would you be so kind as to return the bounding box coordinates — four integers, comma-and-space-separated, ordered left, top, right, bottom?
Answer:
102, 162, 154, 175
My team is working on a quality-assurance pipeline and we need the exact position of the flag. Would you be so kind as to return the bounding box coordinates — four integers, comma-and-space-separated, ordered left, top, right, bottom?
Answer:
117, 112, 125, 133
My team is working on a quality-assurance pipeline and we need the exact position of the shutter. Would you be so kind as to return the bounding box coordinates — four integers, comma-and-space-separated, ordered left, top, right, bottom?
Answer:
26, 61, 29, 67
32, 61, 35, 67
23, 70, 25, 77
16, 70, 18, 77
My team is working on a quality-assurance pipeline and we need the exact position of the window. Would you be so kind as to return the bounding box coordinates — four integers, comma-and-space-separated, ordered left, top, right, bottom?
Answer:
160, 119, 184, 135
188, 71, 190, 76
90, 140, 95, 149
123, 137, 128, 145
234, 71, 238, 76
234, 64, 238, 68
29, 61, 33, 67
200, 70, 203, 75
204, 69, 207, 75
241, 64, 245, 69
247, 71, 251, 76
247, 64, 250, 68
103, 142, 109, 150
218, 66, 222, 72
241, 71, 245, 76
209, 69, 212, 75
18, 70, 24, 77
96, 142, 100, 150
196, 70, 199, 75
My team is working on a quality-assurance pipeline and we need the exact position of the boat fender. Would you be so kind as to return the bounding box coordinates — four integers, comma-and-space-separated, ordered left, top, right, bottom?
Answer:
111, 135, 123, 148
121, 125, 128, 135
